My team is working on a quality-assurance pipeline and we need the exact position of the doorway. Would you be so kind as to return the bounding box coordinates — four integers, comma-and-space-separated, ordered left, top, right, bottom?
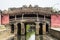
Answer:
46, 23, 49, 33
39, 23, 43, 35
11, 24, 14, 33
17, 23, 21, 35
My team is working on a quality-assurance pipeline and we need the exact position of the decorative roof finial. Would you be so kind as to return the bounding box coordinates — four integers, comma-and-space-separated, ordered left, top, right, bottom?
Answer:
29, 4, 32, 8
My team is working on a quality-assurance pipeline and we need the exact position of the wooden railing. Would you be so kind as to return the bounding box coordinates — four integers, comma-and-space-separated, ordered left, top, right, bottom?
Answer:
10, 17, 50, 22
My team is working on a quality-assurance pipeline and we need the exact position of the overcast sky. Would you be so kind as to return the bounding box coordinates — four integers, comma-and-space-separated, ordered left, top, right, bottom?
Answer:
0, 0, 60, 10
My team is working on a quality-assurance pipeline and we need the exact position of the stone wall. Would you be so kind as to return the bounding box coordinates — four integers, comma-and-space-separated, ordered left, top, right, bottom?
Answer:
50, 29, 60, 40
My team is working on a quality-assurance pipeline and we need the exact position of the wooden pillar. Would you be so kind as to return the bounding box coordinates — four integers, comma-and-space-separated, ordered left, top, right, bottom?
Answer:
22, 14, 24, 20
15, 15, 16, 20
44, 15, 45, 21
37, 13, 39, 21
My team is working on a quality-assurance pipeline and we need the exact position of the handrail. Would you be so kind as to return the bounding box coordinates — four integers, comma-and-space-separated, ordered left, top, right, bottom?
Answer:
10, 17, 50, 21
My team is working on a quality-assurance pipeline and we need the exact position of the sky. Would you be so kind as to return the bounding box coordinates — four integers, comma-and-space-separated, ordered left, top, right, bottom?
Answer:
0, 0, 60, 11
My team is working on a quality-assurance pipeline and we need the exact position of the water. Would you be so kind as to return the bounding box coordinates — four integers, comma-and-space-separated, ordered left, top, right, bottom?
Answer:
28, 34, 35, 40
10, 34, 58, 40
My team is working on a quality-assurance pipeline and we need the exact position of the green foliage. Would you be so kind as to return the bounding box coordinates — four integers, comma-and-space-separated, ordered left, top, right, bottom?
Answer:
26, 24, 30, 32
26, 24, 35, 40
